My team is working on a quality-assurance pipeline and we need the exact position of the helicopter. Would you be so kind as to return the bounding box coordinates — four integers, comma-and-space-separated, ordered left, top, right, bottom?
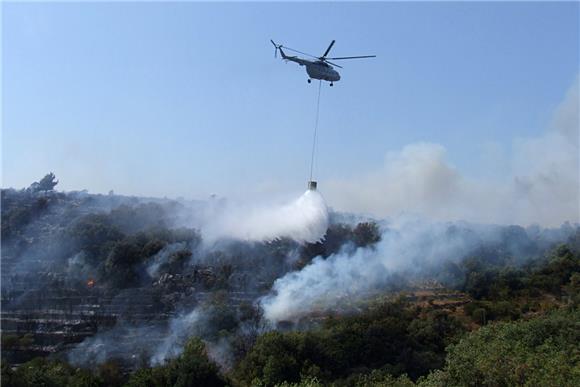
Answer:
270, 40, 375, 86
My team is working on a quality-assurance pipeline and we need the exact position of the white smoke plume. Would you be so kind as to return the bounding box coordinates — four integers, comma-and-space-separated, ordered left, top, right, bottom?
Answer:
147, 242, 188, 278
151, 308, 203, 365
198, 190, 329, 244
259, 216, 576, 323
324, 79, 579, 227
259, 217, 470, 322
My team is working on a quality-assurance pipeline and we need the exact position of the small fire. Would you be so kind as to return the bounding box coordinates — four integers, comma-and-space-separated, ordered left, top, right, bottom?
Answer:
87, 279, 95, 288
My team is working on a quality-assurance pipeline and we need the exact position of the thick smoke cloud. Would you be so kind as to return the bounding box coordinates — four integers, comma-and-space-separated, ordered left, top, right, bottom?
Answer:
325, 79, 579, 227
259, 216, 576, 323
259, 217, 464, 322
198, 190, 329, 243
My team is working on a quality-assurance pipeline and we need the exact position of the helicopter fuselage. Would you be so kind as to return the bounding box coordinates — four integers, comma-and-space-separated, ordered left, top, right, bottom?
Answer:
279, 52, 340, 83
306, 61, 341, 82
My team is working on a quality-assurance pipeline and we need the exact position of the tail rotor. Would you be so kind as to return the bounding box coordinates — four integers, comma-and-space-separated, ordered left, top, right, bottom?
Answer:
271, 39, 282, 58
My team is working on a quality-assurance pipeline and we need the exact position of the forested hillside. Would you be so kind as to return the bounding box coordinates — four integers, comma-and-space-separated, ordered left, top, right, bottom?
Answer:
2, 176, 579, 386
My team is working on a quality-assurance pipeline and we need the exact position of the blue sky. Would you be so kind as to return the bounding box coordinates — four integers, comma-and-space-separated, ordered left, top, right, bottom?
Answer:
2, 1, 578, 200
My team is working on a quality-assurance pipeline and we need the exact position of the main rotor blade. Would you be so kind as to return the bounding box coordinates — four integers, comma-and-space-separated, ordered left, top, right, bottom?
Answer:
322, 40, 336, 58
281, 46, 319, 59
325, 60, 343, 69
327, 55, 377, 60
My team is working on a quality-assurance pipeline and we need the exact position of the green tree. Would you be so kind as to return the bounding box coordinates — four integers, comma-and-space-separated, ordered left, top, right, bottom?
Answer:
436, 309, 580, 386
37, 172, 59, 191
125, 337, 226, 387
353, 222, 381, 248
3, 358, 102, 387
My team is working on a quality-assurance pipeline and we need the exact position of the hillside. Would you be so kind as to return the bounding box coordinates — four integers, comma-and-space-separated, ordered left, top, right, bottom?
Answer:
1, 179, 579, 386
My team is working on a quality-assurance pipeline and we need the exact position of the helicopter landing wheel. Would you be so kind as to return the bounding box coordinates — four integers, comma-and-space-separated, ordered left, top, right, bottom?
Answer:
307, 79, 311, 83
330, 82, 333, 87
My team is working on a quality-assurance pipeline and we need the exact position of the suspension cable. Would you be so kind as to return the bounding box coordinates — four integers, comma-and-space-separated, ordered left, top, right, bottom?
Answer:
309, 80, 322, 182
